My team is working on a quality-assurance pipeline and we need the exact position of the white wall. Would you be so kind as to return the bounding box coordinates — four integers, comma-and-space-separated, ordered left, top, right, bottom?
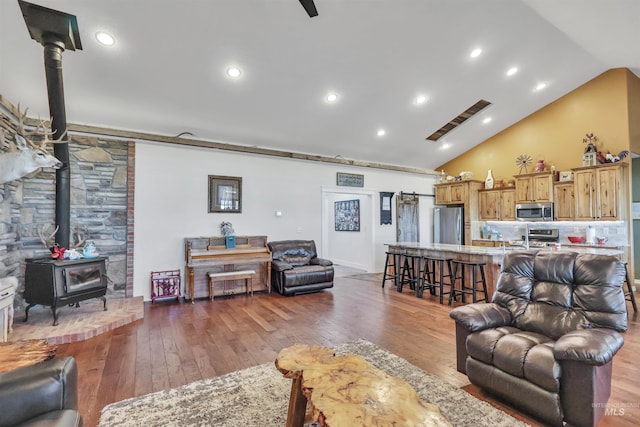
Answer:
323, 189, 374, 271
134, 141, 436, 300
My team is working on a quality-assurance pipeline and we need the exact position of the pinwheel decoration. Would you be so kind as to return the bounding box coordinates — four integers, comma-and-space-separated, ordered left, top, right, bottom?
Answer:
516, 154, 532, 174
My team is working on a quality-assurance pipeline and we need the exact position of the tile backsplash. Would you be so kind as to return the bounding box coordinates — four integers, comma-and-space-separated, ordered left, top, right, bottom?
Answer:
474, 220, 628, 247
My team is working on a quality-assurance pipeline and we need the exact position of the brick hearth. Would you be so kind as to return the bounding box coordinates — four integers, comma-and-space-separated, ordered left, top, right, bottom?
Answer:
8, 297, 144, 344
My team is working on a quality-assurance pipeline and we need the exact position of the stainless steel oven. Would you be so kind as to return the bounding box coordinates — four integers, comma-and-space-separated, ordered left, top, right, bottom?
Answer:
515, 202, 553, 221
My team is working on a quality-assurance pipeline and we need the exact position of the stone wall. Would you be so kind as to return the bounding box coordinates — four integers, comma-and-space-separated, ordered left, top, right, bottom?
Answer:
0, 110, 133, 310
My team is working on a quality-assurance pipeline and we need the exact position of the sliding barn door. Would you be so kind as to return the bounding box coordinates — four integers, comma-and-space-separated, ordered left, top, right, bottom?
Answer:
396, 194, 419, 242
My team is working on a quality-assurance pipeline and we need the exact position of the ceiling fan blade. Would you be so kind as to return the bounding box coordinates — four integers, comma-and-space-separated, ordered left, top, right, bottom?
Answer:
298, 0, 318, 17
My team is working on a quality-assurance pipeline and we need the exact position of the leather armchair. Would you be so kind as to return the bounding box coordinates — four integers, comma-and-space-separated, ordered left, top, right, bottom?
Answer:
267, 240, 334, 296
0, 356, 82, 427
450, 250, 627, 427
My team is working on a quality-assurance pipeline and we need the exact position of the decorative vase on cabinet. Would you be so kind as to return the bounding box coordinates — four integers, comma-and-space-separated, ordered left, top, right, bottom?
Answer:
485, 170, 494, 189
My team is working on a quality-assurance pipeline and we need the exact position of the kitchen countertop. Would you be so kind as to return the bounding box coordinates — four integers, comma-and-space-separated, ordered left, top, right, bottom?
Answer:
386, 242, 624, 257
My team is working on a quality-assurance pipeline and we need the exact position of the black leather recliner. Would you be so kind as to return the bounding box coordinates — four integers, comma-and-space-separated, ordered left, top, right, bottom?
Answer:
0, 356, 82, 427
450, 250, 627, 427
267, 240, 334, 296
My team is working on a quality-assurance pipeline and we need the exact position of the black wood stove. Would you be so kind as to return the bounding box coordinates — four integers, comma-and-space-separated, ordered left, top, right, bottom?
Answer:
24, 256, 108, 326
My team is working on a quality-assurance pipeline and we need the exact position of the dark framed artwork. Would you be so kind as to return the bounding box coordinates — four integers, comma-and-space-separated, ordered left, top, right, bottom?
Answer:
380, 192, 394, 225
335, 199, 360, 231
208, 175, 242, 213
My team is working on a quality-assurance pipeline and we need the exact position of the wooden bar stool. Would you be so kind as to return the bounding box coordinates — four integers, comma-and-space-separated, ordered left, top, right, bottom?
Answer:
415, 256, 436, 299
382, 251, 400, 289
448, 260, 488, 305
397, 253, 419, 293
624, 263, 638, 313
433, 257, 454, 304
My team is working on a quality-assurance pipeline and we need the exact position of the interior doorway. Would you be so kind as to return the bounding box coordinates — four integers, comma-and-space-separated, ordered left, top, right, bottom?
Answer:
321, 187, 375, 272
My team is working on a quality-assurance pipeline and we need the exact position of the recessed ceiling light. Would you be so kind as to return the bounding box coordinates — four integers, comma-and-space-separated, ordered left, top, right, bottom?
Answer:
483, 117, 492, 124
377, 129, 386, 137
535, 82, 547, 91
326, 92, 338, 103
226, 67, 242, 78
470, 48, 482, 58
415, 95, 427, 105
95, 32, 115, 46
441, 143, 451, 150
506, 67, 518, 76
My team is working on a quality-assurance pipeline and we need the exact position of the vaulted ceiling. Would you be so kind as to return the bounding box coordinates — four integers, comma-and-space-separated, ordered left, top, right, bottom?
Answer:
1, 1, 639, 172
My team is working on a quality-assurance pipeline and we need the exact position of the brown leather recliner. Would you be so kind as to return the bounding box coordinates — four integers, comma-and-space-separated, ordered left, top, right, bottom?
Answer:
450, 250, 627, 427
267, 240, 334, 296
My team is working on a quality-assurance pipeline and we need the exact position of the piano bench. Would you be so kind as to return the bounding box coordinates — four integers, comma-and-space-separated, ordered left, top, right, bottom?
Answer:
208, 270, 255, 300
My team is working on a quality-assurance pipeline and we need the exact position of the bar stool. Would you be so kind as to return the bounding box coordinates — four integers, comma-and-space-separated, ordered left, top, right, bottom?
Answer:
382, 251, 400, 289
449, 260, 489, 305
397, 252, 419, 293
415, 256, 436, 298
624, 263, 638, 313
417, 256, 454, 304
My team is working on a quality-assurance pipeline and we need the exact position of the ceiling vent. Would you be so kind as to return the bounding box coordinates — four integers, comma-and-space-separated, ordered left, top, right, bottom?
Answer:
426, 99, 491, 141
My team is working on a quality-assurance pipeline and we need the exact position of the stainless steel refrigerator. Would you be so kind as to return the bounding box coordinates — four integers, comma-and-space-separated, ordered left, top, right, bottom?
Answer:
433, 206, 464, 245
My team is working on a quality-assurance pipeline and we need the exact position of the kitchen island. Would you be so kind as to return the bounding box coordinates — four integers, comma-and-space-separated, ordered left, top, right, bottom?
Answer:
386, 242, 624, 299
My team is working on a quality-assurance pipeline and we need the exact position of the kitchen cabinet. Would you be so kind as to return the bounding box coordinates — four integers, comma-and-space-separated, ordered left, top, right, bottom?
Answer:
434, 182, 466, 205
573, 163, 628, 221
514, 171, 556, 203
471, 239, 503, 247
478, 189, 500, 220
500, 188, 516, 220
478, 188, 515, 221
553, 181, 574, 221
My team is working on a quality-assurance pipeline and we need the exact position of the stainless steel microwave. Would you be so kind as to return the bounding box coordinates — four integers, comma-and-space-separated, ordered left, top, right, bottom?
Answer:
515, 202, 553, 221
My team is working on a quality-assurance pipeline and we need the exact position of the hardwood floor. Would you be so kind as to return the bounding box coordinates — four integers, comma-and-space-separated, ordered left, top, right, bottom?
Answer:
57, 273, 640, 427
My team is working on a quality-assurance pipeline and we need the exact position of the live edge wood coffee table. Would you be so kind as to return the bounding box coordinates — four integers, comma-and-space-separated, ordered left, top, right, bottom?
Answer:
275, 344, 451, 427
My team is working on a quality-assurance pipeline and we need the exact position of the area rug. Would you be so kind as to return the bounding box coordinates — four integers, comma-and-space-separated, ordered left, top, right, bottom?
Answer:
99, 339, 530, 427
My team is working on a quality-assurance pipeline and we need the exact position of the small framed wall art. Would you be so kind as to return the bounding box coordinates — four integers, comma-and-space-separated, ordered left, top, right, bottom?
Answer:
208, 175, 242, 213
335, 199, 360, 231
336, 172, 364, 187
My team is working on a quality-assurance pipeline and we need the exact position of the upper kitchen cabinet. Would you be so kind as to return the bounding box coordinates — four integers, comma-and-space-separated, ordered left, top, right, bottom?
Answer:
478, 187, 515, 221
573, 163, 629, 221
514, 171, 556, 203
478, 189, 500, 220
553, 181, 575, 221
435, 181, 472, 205
500, 188, 516, 220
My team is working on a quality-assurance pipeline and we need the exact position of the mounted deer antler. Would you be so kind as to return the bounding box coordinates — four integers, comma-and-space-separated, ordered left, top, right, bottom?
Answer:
0, 104, 67, 184
70, 225, 87, 249
37, 224, 59, 248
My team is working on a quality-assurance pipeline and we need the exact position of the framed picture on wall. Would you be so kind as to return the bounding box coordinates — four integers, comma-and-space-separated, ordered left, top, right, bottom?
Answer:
380, 192, 394, 225
335, 199, 360, 231
208, 175, 242, 213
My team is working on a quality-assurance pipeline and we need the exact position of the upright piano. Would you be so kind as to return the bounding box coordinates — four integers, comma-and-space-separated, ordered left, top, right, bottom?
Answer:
184, 235, 272, 301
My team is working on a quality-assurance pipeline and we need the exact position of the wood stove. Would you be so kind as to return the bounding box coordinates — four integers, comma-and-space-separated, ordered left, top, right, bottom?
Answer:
24, 256, 108, 326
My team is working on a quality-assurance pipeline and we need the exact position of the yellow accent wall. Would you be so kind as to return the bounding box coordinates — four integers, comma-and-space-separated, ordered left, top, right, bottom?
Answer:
438, 68, 639, 183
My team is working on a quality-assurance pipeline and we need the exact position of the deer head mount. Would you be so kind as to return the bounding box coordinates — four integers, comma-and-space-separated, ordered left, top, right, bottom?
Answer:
0, 105, 67, 184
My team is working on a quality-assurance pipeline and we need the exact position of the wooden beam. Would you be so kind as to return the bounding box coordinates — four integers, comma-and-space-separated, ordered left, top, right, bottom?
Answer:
0, 94, 437, 175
